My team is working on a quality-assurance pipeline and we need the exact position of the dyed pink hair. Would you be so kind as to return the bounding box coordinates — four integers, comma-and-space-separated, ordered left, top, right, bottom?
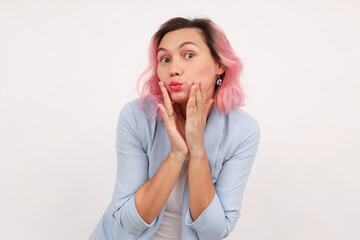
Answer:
136, 17, 246, 120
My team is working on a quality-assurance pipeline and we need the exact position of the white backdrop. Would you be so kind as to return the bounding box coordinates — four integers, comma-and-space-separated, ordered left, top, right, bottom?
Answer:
1, 0, 359, 239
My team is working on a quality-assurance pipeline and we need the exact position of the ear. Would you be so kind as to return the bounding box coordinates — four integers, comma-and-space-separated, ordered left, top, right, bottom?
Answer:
216, 63, 225, 75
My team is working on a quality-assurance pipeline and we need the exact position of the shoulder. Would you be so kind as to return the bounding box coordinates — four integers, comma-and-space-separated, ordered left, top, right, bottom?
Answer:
219, 108, 260, 160
119, 97, 157, 122
116, 98, 158, 151
226, 107, 260, 135
218, 107, 260, 152
117, 97, 158, 134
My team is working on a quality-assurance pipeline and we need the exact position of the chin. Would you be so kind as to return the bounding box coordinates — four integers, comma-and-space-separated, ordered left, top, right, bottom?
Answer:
169, 93, 189, 104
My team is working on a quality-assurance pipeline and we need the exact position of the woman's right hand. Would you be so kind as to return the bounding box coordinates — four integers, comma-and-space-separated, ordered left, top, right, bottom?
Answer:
158, 82, 188, 159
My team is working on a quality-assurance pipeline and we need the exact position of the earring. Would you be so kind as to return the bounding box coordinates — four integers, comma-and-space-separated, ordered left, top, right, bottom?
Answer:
216, 75, 222, 86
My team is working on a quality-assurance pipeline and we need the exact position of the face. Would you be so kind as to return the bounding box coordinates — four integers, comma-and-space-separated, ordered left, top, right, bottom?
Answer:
157, 28, 224, 105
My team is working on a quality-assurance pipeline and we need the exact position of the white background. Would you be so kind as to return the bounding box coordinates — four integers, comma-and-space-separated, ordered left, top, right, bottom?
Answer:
1, 0, 359, 239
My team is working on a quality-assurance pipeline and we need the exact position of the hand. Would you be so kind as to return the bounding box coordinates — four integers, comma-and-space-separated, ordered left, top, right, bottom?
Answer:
158, 82, 188, 158
185, 82, 214, 157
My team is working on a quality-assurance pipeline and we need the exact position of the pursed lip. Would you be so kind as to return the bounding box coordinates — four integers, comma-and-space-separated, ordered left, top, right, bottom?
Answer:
169, 80, 183, 91
169, 81, 182, 86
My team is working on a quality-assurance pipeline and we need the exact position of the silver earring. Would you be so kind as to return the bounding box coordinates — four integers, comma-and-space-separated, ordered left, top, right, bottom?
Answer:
216, 75, 222, 86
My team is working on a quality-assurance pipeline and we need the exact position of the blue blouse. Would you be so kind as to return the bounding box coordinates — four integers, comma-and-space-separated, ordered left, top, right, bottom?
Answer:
89, 97, 260, 240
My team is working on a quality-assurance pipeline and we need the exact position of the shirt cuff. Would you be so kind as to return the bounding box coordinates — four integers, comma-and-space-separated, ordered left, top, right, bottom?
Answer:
185, 192, 226, 233
113, 196, 157, 236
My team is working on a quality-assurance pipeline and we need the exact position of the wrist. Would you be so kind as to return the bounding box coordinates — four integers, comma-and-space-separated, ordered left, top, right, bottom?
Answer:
170, 149, 188, 161
189, 147, 206, 158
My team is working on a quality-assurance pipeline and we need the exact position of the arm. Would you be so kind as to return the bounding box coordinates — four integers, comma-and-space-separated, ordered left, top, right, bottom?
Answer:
185, 82, 260, 239
188, 153, 215, 221
135, 82, 192, 224
135, 150, 186, 224
111, 102, 187, 237
186, 82, 216, 222
186, 120, 260, 240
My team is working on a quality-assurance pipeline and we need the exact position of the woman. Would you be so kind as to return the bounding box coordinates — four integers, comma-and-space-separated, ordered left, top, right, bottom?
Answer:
89, 17, 260, 240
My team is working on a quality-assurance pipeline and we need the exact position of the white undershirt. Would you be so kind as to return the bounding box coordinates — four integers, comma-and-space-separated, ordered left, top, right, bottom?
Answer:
153, 157, 188, 240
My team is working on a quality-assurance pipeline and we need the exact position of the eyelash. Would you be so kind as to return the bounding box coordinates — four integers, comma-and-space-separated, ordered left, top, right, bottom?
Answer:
159, 52, 195, 63
160, 57, 170, 63
184, 52, 194, 59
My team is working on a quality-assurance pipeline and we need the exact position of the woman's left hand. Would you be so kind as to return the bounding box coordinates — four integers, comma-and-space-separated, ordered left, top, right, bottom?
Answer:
185, 82, 214, 157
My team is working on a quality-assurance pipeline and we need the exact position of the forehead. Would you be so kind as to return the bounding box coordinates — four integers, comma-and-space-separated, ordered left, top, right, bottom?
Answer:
158, 28, 206, 49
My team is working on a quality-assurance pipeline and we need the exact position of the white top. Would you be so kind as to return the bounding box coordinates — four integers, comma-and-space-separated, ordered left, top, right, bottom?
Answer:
153, 157, 189, 239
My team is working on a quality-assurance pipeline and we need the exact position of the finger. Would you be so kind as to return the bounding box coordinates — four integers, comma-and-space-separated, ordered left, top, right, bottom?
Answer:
200, 82, 207, 103
205, 98, 214, 117
159, 82, 174, 114
187, 83, 197, 116
158, 103, 170, 122
196, 82, 204, 114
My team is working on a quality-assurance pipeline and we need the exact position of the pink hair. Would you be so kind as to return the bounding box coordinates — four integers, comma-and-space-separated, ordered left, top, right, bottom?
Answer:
136, 18, 246, 121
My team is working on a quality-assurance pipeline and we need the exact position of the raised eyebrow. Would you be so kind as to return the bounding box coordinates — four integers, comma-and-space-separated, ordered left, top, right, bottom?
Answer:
157, 41, 198, 54
179, 41, 198, 49
157, 47, 167, 54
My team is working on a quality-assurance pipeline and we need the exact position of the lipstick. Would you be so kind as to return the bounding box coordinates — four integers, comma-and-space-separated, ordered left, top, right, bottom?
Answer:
169, 81, 182, 91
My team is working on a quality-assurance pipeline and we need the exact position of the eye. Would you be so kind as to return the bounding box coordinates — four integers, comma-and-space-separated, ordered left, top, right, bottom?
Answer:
184, 52, 194, 59
160, 57, 170, 63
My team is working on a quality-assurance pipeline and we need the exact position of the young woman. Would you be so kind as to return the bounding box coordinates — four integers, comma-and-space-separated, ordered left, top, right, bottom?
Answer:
89, 17, 260, 240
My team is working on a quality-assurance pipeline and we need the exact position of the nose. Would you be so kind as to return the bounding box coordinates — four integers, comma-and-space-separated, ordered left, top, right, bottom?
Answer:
169, 58, 182, 77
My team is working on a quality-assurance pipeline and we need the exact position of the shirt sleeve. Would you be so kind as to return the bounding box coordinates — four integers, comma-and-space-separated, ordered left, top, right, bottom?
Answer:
185, 120, 260, 240
110, 103, 156, 237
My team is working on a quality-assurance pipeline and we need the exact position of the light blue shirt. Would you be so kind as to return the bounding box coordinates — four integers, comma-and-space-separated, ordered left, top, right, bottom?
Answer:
89, 97, 260, 240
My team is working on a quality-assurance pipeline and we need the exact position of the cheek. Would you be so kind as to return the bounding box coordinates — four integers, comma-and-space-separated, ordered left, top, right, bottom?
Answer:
193, 59, 217, 77
194, 63, 217, 85
195, 63, 212, 75
157, 67, 165, 82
